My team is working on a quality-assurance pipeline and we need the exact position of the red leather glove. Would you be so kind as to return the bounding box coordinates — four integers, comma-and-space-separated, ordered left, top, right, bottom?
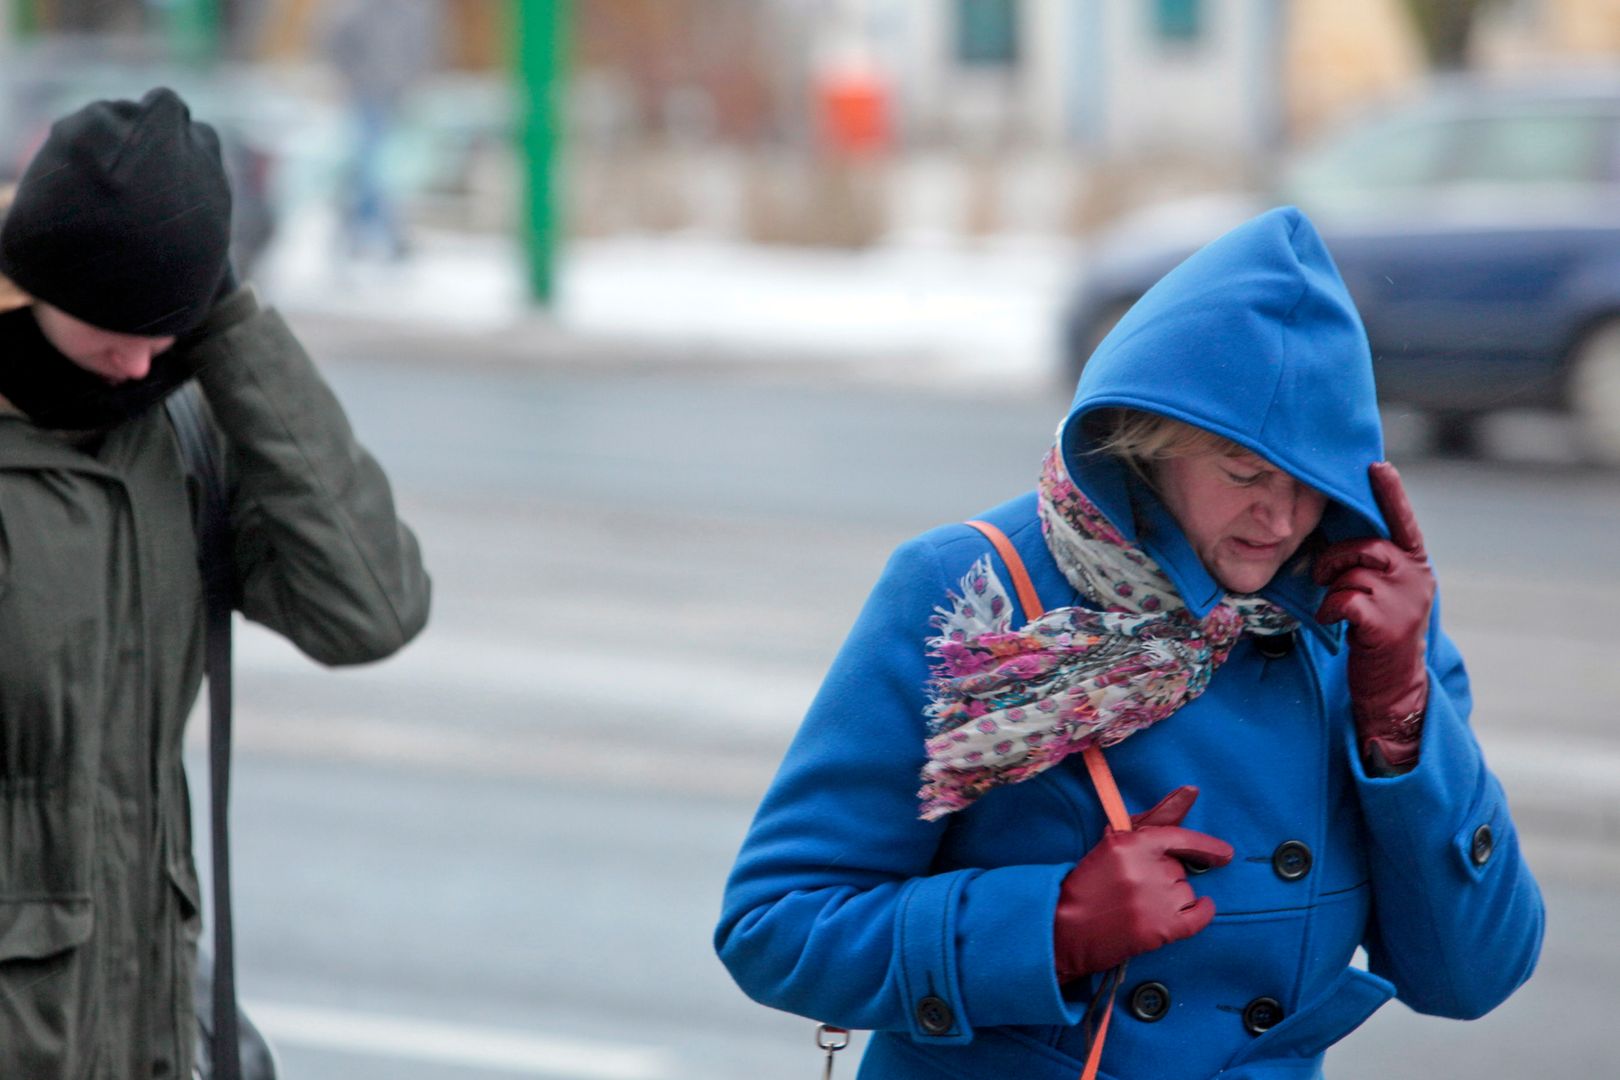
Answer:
1313, 462, 1436, 772
1054, 786, 1233, 984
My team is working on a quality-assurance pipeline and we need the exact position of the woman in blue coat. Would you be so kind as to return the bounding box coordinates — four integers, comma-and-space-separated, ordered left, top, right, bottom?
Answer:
714, 207, 1544, 1079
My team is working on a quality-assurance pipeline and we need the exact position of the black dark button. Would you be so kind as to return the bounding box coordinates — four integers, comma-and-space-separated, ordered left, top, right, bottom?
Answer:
1127, 981, 1171, 1023
1272, 840, 1313, 882
1470, 824, 1495, 867
1243, 996, 1284, 1035
915, 995, 954, 1035
1253, 631, 1294, 659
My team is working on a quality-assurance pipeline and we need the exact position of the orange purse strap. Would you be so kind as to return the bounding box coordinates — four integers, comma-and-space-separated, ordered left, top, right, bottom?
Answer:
964, 520, 1127, 1080
963, 520, 1131, 833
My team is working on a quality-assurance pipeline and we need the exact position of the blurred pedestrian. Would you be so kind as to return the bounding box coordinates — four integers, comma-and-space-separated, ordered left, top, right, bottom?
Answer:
0, 87, 430, 1077
716, 207, 1543, 1079
321, 0, 443, 261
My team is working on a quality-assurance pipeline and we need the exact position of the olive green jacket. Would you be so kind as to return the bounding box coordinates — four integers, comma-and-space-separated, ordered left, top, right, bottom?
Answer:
0, 291, 430, 1078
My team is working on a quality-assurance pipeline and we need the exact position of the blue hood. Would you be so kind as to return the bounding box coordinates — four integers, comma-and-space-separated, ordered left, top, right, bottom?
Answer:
1060, 206, 1388, 636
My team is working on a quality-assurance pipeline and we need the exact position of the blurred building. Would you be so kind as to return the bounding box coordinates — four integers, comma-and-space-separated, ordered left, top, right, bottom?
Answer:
546, 0, 1431, 242
10, 0, 1620, 246
1475, 0, 1620, 66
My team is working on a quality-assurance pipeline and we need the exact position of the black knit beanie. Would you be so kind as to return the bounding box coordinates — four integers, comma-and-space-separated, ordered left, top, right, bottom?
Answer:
0, 87, 232, 337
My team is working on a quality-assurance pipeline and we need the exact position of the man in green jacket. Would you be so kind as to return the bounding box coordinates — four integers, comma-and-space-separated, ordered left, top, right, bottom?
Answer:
0, 87, 431, 1077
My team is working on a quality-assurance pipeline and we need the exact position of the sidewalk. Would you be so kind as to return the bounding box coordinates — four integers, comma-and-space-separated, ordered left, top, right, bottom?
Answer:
257, 210, 1080, 391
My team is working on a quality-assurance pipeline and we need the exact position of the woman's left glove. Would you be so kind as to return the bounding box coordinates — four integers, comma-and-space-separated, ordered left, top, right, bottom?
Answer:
1312, 462, 1435, 772
1052, 786, 1232, 983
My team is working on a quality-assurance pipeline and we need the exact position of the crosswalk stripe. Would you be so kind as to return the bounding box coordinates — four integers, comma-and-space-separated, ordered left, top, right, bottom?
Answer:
249, 1000, 673, 1079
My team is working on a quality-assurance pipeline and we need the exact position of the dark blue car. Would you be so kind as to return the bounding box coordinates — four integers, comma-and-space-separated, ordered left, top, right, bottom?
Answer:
1063, 73, 1620, 464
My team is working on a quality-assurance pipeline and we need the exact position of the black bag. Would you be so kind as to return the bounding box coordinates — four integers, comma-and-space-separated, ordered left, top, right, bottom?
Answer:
193, 947, 281, 1080
168, 383, 280, 1080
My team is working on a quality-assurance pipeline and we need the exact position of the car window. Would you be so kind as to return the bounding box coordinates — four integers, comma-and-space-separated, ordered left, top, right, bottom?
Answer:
1447, 112, 1615, 184
1281, 115, 1454, 211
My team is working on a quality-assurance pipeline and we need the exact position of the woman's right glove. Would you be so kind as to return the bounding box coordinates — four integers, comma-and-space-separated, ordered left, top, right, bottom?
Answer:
1054, 786, 1233, 983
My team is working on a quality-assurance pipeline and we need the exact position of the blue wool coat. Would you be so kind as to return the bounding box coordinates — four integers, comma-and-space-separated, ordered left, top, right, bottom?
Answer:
715, 208, 1544, 1079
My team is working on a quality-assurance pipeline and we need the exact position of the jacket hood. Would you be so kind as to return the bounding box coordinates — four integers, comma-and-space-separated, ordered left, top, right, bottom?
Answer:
1059, 206, 1387, 636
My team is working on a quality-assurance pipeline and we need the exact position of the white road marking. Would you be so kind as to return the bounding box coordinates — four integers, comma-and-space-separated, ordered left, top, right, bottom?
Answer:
223, 615, 1620, 822
232, 620, 818, 738
247, 1000, 673, 1079
1480, 732, 1620, 808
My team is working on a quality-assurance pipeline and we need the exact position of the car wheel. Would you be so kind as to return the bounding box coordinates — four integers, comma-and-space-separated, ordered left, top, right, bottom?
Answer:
1430, 411, 1482, 459
1065, 301, 1135, 385
1571, 319, 1620, 467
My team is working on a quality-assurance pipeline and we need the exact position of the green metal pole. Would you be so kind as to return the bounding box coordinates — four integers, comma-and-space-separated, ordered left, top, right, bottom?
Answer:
9, 0, 38, 38
513, 0, 569, 305
164, 0, 220, 65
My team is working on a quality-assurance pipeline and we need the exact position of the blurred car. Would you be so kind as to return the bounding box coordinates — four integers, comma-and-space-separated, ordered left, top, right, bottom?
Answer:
1063, 72, 1620, 464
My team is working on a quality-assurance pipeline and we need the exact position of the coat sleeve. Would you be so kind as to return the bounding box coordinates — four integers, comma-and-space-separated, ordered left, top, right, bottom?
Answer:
187, 290, 431, 665
714, 536, 1086, 1044
1353, 591, 1544, 1019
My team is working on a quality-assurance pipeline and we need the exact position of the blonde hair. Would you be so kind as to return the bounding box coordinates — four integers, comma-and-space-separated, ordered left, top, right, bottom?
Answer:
1084, 408, 1247, 486
1089, 408, 1234, 458
0, 183, 28, 314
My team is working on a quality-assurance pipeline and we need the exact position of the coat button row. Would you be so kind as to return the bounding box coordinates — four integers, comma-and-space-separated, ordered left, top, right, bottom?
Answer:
1253, 631, 1294, 659
915, 995, 954, 1035
1243, 996, 1285, 1035
1272, 840, 1312, 881
1128, 981, 1171, 1022
1470, 824, 1494, 867
1127, 984, 1286, 1036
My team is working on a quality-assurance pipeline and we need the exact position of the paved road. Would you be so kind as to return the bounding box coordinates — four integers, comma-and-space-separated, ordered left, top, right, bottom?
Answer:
205, 321, 1620, 1077
217, 752, 1616, 1080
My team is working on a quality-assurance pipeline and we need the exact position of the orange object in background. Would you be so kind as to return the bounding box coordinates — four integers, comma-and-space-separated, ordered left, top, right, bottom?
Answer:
815, 67, 891, 158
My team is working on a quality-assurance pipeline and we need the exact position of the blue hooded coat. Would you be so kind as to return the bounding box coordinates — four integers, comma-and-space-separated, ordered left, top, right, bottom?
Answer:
715, 207, 1544, 1079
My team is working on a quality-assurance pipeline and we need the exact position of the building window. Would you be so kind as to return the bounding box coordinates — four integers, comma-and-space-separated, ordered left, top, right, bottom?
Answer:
1154, 0, 1202, 43
956, 0, 1019, 66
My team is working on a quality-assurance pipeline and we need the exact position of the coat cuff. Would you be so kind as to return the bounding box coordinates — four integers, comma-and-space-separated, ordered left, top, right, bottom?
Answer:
1352, 670, 1490, 865
895, 864, 1084, 1045
174, 284, 262, 358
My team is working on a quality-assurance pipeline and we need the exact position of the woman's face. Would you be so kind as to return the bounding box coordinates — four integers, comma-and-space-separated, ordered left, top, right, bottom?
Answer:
33, 303, 175, 384
1152, 448, 1327, 594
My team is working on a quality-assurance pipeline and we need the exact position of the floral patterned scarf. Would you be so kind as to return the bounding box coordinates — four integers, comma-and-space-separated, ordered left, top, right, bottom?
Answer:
917, 446, 1297, 820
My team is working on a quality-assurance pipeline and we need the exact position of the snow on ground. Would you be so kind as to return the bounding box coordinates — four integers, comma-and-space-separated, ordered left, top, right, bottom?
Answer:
257, 205, 1082, 389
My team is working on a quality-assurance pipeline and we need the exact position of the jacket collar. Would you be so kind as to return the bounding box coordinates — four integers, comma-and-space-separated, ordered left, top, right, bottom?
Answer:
0, 414, 123, 479
1070, 449, 1343, 652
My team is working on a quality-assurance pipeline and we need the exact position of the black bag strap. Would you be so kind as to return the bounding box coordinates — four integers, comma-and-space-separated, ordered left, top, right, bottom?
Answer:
166, 382, 242, 1080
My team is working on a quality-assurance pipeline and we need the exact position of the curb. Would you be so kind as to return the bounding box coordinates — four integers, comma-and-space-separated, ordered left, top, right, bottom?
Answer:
282, 308, 1063, 397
